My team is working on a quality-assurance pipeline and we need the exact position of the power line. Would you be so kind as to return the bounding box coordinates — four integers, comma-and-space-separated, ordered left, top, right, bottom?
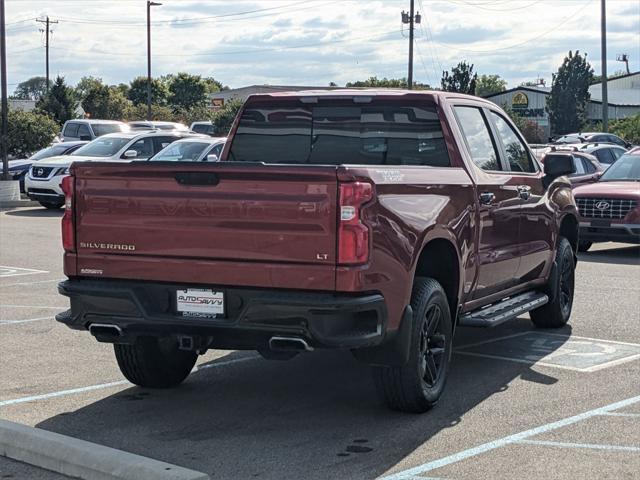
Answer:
48, 28, 402, 59
429, 0, 592, 54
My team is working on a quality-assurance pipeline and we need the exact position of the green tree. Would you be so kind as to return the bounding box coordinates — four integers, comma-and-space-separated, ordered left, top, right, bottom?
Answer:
475, 74, 507, 97
128, 76, 170, 106
212, 98, 244, 134
13, 76, 52, 101
124, 103, 176, 122
610, 113, 640, 144
441, 61, 477, 94
546, 50, 594, 135
74, 76, 104, 102
346, 76, 430, 89
202, 77, 225, 94
169, 72, 207, 109
6, 110, 60, 157
82, 84, 132, 120
36, 76, 78, 124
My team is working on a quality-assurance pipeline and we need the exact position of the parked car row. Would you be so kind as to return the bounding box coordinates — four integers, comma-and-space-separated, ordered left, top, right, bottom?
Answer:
25, 128, 226, 209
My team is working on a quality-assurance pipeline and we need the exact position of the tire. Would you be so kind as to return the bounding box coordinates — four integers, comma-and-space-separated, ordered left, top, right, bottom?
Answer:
373, 278, 453, 413
39, 201, 64, 209
578, 240, 592, 252
114, 337, 197, 388
530, 237, 575, 328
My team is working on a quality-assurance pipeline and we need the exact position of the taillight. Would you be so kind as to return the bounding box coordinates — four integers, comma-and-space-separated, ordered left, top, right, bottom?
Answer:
61, 175, 75, 252
338, 182, 372, 265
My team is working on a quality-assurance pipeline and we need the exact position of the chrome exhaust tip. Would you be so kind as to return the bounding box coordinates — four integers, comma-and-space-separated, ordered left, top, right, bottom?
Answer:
269, 336, 314, 352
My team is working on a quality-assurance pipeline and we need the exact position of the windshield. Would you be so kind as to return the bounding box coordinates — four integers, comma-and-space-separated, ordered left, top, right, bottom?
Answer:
71, 136, 130, 157
92, 123, 127, 136
599, 154, 640, 181
228, 101, 450, 166
151, 141, 211, 161
30, 144, 73, 160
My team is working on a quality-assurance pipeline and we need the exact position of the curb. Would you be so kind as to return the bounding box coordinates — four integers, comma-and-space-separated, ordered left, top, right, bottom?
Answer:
0, 420, 210, 480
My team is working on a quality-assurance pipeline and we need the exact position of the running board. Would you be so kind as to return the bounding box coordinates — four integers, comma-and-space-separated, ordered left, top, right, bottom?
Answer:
459, 291, 549, 328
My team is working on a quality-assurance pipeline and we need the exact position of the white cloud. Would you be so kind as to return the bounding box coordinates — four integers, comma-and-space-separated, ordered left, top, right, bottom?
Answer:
5, 0, 639, 91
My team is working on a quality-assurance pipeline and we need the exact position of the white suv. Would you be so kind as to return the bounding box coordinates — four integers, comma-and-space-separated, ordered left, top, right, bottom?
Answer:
26, 131, 195, 208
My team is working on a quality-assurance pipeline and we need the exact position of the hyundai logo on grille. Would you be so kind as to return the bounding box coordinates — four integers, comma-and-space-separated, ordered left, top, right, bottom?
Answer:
595, 201, 611, 210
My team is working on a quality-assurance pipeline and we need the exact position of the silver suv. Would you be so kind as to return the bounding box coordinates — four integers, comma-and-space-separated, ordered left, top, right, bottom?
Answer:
60, 119, 129, 142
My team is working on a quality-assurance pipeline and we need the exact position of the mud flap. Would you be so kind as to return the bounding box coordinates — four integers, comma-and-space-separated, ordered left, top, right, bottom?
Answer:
351, 305, 413, 367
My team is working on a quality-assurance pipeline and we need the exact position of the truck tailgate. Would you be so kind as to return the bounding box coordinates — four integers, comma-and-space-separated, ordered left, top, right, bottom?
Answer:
71, 162, 338, 290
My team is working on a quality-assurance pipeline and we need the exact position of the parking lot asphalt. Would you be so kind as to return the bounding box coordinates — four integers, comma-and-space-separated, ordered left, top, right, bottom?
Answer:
1, 206, 639, 480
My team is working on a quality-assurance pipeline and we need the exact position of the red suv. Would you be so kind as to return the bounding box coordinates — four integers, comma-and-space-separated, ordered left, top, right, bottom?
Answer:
574, 147, 640, 251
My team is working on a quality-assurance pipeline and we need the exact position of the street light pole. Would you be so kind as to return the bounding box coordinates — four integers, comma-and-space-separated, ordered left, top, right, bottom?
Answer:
1, 0, 9, 180
600, 0, 608, 132
146, 1, 161, 121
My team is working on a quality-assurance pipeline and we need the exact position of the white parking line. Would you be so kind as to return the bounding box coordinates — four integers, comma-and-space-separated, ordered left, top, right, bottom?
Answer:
0, 279, 61, 288
0, 266, 49, 278
0, 317, 52, 326
382, 394, 640, 480
1, 305, 63, 310
0, 355, 259, 408
517, 439, 640, 452
598, 412, 640, 418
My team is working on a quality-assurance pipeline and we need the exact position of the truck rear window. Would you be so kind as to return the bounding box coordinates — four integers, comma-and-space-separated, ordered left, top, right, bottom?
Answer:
228, 102, 450, 167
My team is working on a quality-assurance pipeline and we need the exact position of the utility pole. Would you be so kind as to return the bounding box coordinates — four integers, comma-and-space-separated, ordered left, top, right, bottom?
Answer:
36, 16, 57, 92
1, 0, 9, 180
600, 0, 608, 132
401, 1, 421, 90
146, 1, 162, 121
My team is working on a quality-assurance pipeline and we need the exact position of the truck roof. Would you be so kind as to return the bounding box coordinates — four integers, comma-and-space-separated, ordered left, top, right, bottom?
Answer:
246, 88, 485, 103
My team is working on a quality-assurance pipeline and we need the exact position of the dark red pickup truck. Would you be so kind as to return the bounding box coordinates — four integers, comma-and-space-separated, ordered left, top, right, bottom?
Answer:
57, 90, 579, 412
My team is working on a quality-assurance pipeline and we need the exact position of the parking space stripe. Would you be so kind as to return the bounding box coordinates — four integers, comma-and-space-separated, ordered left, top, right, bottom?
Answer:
516, 439, 640, 452
0, 305, 63, 309
598, 412, 640, 418
0, 355, 259, 408
381, 395, 640, 479
0, 279, 61, 288
0, 317, 52, 325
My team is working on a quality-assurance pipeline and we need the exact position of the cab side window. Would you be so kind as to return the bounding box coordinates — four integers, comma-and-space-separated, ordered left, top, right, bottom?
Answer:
453, 106, 501, 171
571, 155, 586, 175
77, 124, 91, 140
63, 122, 79, 138
489, 112, 537, 173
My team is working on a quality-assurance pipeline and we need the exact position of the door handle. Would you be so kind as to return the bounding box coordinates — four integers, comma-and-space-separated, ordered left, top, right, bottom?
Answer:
517, 185, 531, 201
479, 192, 495, 205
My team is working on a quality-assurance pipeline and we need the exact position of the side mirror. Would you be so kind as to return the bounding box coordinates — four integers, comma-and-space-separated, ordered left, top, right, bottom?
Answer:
122, 150, 138, 159
543, 153, 575, 177
206, 154, 219, 162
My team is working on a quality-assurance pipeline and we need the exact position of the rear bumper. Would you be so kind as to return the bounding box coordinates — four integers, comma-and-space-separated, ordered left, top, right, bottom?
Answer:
56, 279, 388, 350
579, 222, 640, 244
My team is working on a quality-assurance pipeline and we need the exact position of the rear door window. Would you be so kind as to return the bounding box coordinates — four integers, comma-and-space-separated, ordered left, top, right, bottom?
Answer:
228, 102, 450, 167
581, 157, 596, 173
571, 156, 586, 175
153, 136, 179, 153
594, 148, 615, 165
453, 106, 501, 171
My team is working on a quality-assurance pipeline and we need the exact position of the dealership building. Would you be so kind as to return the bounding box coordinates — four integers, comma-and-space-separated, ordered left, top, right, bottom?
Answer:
484, 72, 640, 138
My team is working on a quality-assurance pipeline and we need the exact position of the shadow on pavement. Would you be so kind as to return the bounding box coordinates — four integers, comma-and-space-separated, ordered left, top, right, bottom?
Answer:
36, 321, 571, 480
578, 244, 640, 266
4, 207, 64, 218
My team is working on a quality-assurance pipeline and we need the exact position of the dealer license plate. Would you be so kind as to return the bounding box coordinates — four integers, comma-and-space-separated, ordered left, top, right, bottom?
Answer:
176, 289, 224, 317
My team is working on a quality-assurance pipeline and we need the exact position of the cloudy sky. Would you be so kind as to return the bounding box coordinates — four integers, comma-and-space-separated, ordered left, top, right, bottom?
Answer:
5, 0, 639, 93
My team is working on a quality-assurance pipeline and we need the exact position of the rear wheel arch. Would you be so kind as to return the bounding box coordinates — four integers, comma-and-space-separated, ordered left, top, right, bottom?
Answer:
413, 238, 461, 325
